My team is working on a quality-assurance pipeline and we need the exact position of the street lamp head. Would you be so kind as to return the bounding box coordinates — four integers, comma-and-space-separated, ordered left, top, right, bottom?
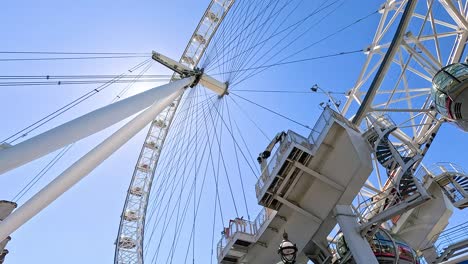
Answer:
278, 231, 298, 264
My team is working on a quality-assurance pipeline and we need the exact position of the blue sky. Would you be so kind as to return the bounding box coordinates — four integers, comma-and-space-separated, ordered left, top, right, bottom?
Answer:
0, 1, 466, 263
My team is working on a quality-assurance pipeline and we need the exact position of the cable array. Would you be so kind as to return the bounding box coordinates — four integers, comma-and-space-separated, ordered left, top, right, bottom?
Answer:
2, 1, 380, 263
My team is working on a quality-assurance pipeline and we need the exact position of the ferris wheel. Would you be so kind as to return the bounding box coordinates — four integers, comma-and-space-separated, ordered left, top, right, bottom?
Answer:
0, 0, 467, 264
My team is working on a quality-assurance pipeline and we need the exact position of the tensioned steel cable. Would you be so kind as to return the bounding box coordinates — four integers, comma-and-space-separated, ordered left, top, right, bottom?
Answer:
230, 92, 317, 131
231, 8, 377, 85
230, 0, 346, 83
0, 55, 149, 62
148, 96, 228, 264
235, 89, 346, 94
0, 51, 147, 55
205, 0, 338, 73
1, 59, 152, 143
9, 61, 156, 203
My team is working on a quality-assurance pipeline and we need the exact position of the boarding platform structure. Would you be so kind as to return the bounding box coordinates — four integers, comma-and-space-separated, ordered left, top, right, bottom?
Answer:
217, 107, 374, 264
216, 108, 468, 264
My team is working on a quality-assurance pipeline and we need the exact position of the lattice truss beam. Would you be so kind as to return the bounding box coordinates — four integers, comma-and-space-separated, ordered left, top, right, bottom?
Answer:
341, 0, 468, 194
114, 1, 234, 263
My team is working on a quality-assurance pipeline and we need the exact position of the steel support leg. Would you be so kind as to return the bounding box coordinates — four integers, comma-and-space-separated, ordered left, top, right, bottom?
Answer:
334, 205, 379, 264
0, 78, 190, 242
0, 77, 195, 175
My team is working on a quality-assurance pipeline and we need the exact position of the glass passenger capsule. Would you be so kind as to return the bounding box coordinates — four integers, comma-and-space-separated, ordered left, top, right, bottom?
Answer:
118, 236, 136, 249
335, 229, 420, 264
432, 63, 468, 131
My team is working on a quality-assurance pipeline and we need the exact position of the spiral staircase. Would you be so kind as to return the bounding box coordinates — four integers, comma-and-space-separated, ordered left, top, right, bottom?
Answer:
358, 115, 430, 237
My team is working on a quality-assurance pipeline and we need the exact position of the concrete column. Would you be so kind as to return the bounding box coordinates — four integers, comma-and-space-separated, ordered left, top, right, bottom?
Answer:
334, 205, 379, 264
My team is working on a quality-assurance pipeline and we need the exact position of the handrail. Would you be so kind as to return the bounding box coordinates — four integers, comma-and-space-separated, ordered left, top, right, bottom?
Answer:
255, 130, 310, 197
415, 162, 466, 181
431, 220, 468, 255
256, 107, 352, 196
217, 207, 276, 259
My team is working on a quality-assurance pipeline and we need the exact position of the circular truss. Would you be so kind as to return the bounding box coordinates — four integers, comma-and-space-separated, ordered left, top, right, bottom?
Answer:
116, 0, 468, 263
114, 1, 235, 263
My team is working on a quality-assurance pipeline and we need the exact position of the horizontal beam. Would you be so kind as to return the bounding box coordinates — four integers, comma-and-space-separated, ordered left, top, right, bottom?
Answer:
370, 108, 432, 112
274, 196, 322, 224
294, 162, 345, 191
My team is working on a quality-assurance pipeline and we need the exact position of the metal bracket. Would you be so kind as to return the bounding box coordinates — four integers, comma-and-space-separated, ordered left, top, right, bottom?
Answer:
152, 51, 228, 96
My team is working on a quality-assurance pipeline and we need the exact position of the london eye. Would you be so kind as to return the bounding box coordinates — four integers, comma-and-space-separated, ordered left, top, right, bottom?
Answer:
0, 1, 467, 264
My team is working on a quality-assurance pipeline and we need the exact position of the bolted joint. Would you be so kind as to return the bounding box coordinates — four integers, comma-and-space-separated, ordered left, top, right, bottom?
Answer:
190, 68, 204, 88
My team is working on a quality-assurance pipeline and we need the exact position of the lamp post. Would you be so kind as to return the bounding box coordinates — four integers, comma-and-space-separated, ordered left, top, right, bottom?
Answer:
278, 231, 298, 264
311, 84, 341, 112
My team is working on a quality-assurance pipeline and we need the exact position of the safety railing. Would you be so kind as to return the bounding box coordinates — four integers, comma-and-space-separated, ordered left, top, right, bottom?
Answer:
253, 207, 276, 235
217, 207, 276, 260
415, 162, 466, 181
364, 114, 420, 160
217, 218, 256, 260
309, 107, 359, 147
370, 114, 397, 130
415, 162, 468, 204
255, 130, 310, 197
354, 187, 404, 223
309, 108, 332, 144
432, 220, 468, 255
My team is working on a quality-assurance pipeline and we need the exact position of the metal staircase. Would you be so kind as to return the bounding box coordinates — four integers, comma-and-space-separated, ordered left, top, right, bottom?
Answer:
358, 115, 430, 237
418, 163, 468, 209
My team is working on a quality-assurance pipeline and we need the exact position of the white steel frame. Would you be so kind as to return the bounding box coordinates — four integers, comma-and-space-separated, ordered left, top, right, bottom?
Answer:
342, 0, 468, 196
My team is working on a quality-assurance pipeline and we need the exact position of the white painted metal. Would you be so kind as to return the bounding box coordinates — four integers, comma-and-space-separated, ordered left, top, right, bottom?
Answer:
0, 202, 16, 221
338, 2, 468, 262
351, 0, 418, 124
0, 76, 192, 243
342, 0, 468, 212
0, 77, 194, 176
391, 170, 454, 261
114, 1, 234, 263
196, 1, 468, 263
333, 205, 379, 264
218, 108, 373, 264
0, 200, 16, 262
440, 254, 468, 264
152, 50, 228, 95
198, 73, 228, 96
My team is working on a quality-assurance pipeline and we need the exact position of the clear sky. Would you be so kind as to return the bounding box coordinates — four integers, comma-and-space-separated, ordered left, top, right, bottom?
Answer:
0, 1, 466, 264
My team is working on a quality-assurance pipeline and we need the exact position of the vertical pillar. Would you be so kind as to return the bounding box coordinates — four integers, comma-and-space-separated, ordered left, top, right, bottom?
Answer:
420, 245, 438, 264
334, 205, 379, 264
